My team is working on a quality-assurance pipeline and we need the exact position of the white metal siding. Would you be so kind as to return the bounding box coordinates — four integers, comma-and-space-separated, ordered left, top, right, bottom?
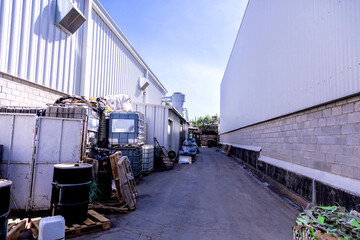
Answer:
146, 75, 165, 105
220, 0, 360, 134
0, 0, 84, 95
85, 1, 166, 104
133, 103, 169, 149
168, 110, 181, 152
89, 10, 145, 100
0, 0, 166, 104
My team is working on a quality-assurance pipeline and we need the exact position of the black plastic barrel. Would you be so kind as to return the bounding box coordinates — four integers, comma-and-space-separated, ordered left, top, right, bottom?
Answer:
51, 163, 92, 225
0, 179, 12, 240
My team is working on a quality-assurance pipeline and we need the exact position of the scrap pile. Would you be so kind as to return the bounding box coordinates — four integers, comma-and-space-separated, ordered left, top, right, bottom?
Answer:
293, 206, 360, 240
178, 138, 199, 164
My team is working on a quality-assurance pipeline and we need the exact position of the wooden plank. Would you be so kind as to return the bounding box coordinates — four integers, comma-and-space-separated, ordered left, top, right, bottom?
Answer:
89, 203, 128, 213
83, 218, 96, 226
30, 218, 41, 239
109, 152, 124, 203
73, 224, 81, 228
109, 153, 137, 210
226, 145, 232, 156
7, 219, 27, 240
88, 210, 108, 223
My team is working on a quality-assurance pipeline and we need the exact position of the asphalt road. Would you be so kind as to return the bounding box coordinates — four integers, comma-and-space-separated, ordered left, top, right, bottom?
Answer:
76, 148, 298, 240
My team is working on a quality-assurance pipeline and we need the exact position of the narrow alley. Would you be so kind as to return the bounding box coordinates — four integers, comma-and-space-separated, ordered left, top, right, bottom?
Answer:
76, 148, 298, 240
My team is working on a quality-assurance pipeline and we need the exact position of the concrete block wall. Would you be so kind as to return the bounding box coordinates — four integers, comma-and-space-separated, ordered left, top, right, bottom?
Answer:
220, 94, 360, 180
0, 72, 67, 107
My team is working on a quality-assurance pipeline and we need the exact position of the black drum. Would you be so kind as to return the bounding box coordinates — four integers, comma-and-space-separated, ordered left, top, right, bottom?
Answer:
0, 179, 12, 240
51, 163, 92, 225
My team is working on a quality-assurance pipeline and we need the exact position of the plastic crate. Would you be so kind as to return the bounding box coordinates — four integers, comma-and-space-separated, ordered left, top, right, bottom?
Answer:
111, 147, 142, 178
142, 145, 154, 174
108, 112, 145, 146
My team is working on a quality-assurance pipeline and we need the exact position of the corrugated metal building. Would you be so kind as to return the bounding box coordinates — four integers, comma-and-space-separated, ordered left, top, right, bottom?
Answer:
0, 0, 188, 148
0, 0, 166, 105
220, 0, 360, 209
133, 103, 189, 153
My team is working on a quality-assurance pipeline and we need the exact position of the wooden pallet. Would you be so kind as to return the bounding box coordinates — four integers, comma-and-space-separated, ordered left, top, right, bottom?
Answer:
7, 218, 27, 240
109, 152, 137, 210
30, 210, 110, 238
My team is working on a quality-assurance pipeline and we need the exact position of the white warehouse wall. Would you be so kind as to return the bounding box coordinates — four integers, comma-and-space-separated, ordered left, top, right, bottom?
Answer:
0, 0, 167, 106
0, 0, 84, 95
220, 0, 360, 134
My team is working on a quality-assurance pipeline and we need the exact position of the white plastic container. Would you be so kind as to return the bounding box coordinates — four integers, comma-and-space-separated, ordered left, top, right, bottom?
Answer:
142, 145, 154, 173
39, 216, 65, 240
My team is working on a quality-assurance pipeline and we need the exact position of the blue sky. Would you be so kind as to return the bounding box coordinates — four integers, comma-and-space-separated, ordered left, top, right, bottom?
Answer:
99, 0, 248, 120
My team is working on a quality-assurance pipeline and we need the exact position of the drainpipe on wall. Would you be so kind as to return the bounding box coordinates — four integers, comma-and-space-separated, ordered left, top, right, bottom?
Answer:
143, 70, 148, 103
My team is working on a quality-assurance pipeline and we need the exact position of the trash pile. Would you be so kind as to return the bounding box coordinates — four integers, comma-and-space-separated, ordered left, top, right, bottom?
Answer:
293, 205, 360, 240
178, 138, 199, 164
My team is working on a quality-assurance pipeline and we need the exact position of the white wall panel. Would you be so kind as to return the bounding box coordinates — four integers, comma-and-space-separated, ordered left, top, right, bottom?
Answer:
133, 103, 169, 149
146, 75, 165, 105
220, 0, 360, 134
0, 0, 84, 95
0, 0, 167, 105
87, 1, 166, 104
89, 9, 144, 101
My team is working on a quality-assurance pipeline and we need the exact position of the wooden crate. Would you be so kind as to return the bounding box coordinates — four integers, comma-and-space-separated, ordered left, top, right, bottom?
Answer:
30, 210, 110, 238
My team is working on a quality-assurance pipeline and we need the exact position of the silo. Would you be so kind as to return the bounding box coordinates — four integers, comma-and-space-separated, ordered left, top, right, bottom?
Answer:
172, 93, 185, 116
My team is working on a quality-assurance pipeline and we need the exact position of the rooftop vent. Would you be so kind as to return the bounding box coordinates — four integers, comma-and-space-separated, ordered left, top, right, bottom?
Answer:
55, 0, 86, 35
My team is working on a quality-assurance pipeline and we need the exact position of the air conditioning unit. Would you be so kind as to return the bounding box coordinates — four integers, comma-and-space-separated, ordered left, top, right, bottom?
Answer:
55, 0, 86, 35
139, 77, 150, 91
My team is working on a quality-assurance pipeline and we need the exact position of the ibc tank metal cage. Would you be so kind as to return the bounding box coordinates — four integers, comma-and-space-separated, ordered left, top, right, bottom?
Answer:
111, 147, 143, 179
0, 106, 45, 116
142, 145, 154, 174
45, 104, 100, 148
108, 112, 145, 147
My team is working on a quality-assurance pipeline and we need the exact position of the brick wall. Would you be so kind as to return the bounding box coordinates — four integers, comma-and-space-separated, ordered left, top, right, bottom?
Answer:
0, 72, 67, 107
220, 94, 360, 180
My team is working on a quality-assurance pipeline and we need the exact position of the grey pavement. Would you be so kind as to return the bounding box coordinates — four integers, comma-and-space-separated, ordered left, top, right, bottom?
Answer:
76, 148, 298, 240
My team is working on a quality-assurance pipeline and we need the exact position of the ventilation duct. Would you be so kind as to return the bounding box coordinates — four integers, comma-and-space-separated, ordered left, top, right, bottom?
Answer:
139, 77, 150, 91
55, 0, 86, 35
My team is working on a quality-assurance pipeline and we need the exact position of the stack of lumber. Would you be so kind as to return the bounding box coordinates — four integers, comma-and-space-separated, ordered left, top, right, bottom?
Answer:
293, 206, 360, 240
109, 152, 138, 211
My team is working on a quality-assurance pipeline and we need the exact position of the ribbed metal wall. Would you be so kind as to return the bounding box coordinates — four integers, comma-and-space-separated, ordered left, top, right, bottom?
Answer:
220, 0, 360, 134
0, 0, 84, 95
133, 103, 169, 149
0, 0, 166, 104
146, 75, 166, 104
86, 1, 166, 104
89, 9, 144, 101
